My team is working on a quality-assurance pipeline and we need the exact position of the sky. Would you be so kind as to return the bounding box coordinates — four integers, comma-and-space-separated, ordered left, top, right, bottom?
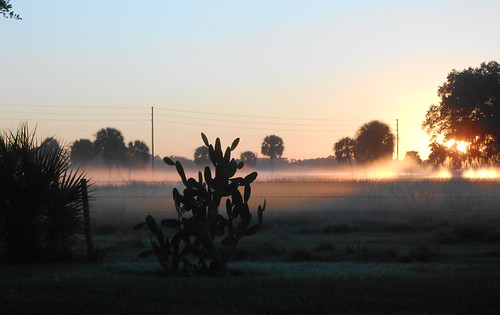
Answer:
1, 0, 500, 161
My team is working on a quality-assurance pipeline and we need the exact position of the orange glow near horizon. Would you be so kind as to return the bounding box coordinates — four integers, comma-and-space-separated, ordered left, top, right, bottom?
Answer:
462, 168, 500, 179
75, 163, 500, 184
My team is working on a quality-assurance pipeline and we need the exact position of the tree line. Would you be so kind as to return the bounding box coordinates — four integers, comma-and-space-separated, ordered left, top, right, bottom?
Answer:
48, 122, 402, 170
49, 61, 500, 171
68, 127, 150, 168
193, 134, 284, 168
67, 129, 287, 170
65, 125, 410, 169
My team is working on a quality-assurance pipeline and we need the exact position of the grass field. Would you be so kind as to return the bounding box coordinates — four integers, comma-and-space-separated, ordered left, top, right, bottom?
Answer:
2, 262, 500, 314
2, 178, 500, 314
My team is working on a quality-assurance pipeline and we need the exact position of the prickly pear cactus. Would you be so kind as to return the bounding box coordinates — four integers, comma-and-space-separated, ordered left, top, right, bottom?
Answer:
134, 133, 265, 276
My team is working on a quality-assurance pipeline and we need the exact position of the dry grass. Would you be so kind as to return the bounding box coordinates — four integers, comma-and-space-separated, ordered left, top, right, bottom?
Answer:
85, 179, 500, 265
89, 179, 500, 232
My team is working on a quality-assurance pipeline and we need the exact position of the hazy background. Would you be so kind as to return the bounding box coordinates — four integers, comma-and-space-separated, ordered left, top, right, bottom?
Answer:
2, 0, 500, 160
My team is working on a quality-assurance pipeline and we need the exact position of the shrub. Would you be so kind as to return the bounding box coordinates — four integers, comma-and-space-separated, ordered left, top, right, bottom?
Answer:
134, 133, 265, 276
0, 124, 87, 263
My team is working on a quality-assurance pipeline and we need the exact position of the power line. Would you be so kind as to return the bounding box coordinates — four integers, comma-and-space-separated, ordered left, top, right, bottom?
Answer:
154, 113, 364, 127
155, 119, 359, 132
1, 118, 145, 122
1, 103, 401, 149
1, 103, 397, 126
156, 106, 396, 122
0, 103, 147, 110
1, 110, 147, 116
151, 106, 155, 176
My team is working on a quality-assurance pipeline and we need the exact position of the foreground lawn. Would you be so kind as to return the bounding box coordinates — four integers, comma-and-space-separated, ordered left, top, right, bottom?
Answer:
5, 180, 500, 314
1, 261, 499, 314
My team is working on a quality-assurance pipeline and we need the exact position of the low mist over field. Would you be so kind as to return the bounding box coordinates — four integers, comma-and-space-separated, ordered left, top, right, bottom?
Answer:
80, 159, 500, 185
87, 160, 500, 237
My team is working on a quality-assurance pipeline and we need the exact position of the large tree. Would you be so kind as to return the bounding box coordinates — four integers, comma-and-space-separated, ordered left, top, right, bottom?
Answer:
354, 120, 395, 163
71, 139, 97, 166
422, 61, 500, 166
40, 137, 61, 156
261, 135, 284, 164
1, 0, 21, 19
333, 137, 356, 165
240, 151, 257, 167
127, 140, 150, 167
193, 145, 210, 166
94, 127, 128, 166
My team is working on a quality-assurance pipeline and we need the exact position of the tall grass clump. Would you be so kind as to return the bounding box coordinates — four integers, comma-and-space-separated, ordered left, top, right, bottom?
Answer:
135, 133, 265, 276
0, 124, 87, 263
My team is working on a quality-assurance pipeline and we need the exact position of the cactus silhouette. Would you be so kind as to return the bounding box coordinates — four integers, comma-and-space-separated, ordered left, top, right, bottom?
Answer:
134, 133, 265, 276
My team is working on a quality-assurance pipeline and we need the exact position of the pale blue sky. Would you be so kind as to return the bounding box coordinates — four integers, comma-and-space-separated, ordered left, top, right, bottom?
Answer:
2, 1, 500, 160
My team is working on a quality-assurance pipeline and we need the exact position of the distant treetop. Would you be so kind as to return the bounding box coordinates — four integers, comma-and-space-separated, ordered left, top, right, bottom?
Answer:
354, 120, 395, 164
261, 135, 284, 162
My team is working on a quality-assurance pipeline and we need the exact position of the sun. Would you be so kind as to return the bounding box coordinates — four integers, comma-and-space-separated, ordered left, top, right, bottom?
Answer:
456, 141, 469, 153
440, 136, 469, 154
443, 139, 455, 148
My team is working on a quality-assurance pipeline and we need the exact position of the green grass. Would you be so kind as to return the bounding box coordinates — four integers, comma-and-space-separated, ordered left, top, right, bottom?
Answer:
1, 262, 500, 314
2, 222, 500, 314
4, 180, 500, 313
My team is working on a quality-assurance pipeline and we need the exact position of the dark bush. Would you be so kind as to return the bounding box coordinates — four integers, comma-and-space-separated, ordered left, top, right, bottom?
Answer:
0, 124, 87, 263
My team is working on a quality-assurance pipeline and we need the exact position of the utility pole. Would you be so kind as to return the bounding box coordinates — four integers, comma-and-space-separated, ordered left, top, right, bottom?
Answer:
396, 118, 399, 160
151, 106, 155, 179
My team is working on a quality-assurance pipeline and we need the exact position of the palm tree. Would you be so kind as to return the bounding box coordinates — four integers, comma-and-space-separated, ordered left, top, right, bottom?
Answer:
334, 137, 356, 165
353, 121, 394, 164
0, 124, 86, 263
334, 137, 356, 177
261, 135, 284, 168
